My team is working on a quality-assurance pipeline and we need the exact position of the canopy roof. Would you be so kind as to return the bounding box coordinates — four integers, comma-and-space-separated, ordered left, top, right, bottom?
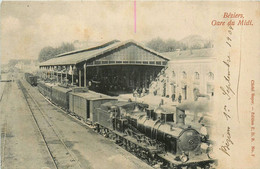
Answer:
40, 40, 169, 67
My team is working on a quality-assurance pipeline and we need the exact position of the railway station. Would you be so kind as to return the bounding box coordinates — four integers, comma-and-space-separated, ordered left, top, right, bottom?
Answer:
1, 42, 217, 169
39, 40, 169, 95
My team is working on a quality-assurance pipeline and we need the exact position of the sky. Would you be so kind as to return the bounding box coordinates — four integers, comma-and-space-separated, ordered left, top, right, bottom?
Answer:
0, 1, 224, 64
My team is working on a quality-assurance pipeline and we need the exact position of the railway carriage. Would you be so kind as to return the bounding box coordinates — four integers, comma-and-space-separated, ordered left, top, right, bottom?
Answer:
69, 91, 117, 123
37, 81, 46, 95
25, 73, 38, 86
51, 86, 72, 110
37, 81, 54, 99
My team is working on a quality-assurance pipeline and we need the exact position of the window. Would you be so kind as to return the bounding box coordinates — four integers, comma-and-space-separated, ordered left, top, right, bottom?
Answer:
182, 71, 187, 79
172, 71, 176, 78
207, 84, 214, 96
208, 72, 214, 80
194, 72, 200, 80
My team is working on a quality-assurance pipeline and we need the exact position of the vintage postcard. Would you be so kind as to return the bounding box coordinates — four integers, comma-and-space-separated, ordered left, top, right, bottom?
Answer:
0, 1, 259, 169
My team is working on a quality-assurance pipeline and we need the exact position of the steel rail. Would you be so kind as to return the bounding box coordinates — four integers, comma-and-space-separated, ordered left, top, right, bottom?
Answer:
18, 79, 82, 169
23, 82, 82, 169
18, 80, 59, 169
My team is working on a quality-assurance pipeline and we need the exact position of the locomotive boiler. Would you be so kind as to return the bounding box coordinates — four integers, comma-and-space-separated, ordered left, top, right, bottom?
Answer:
126, 106, 202, 158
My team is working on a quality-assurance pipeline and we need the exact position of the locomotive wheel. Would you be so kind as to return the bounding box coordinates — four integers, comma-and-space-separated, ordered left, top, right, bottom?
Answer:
135, 147, 141, 157
109, 132, 116, 140
104, 128, 110, 138
98, 127, 103, 134
101, 128, 107, 137
130, 142, 136, 151
123, 139, 128, 149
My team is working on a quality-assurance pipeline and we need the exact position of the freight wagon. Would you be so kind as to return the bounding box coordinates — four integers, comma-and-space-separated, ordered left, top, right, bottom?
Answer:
37, 81, 54, 99
51, 86, 72, 110
69, 91, 117, 123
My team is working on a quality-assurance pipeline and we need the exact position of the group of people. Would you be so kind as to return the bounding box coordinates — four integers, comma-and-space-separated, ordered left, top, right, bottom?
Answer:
88, 75, 130, 92
133, 87, 148, 98
171, 93, 183, 103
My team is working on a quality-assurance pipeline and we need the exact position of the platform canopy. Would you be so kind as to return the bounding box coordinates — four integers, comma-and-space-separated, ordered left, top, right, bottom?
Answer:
39, 40, 169, 68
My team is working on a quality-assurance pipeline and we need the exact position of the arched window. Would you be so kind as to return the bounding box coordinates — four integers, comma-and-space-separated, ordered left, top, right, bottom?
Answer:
208, 72, 214, 80
194, 72, 200, 80
172, 71, 176, 78
182, 71, 187, 79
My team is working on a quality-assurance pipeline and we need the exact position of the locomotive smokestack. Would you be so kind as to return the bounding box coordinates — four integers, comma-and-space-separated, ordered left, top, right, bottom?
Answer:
133, 104, 140, 112
176, 107, 186, 125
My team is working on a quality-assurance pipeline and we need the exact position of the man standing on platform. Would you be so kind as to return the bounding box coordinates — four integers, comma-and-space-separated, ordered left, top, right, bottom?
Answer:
178, 93, 182, 103
171, 93, 176, 102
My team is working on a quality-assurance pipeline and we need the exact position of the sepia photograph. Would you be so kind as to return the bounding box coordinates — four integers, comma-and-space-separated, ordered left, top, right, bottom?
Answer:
0, 1, 259, 169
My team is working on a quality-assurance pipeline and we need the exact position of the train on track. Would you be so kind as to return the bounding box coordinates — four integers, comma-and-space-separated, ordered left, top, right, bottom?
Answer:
25, 73, 38, 86
29, 75, 217, 169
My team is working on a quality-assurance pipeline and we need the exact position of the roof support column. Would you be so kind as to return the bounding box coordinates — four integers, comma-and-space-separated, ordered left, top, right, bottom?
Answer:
50, 67, 52, 79
45, 67, 47, 79
61, 72, 62, 84
79, 70, 82, 87
43, 67, 45, 79
56, 67, 58, 83
40, 67, 42, 79
51, 66, 54, 79
42, 67, 44, 79
65, 66, 68, 84
84, 63, 87, 87
71, 65, 75, 86
48, 66, 50, 79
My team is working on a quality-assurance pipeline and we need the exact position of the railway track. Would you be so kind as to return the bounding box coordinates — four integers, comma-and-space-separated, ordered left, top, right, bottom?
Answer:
18, 80, 82, 169
1, 81, 10, 168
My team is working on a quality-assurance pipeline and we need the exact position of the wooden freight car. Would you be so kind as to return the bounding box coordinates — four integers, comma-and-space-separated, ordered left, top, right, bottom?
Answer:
51, 86, 72, 110
37, 81, 54, 100
69, 91, 117, 123
37, 81, 45, 95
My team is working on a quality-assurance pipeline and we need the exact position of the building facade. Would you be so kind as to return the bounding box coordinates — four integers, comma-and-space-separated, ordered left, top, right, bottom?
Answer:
149, 48, 216, 102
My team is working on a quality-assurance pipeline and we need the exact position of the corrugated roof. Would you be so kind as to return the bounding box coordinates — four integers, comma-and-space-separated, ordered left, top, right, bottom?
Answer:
71, 90, 116, 100
55, 40, 120, 58
40, 40, 169, 67
162, 48, 214, 61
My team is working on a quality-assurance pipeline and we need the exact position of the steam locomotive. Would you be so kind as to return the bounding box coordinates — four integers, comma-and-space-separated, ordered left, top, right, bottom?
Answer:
35, 79, 216, 169
25, 73, 38, 86
95, 102, 215, 169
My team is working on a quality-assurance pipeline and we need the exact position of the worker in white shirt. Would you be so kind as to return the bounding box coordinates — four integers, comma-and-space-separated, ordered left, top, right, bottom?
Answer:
200, 124, 208, 142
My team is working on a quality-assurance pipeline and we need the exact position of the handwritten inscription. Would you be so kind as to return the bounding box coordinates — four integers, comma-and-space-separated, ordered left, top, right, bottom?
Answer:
219, 127, 234, 156
220, 55, 235, 100
218, 25, 235, 157
223, 105, 231, 120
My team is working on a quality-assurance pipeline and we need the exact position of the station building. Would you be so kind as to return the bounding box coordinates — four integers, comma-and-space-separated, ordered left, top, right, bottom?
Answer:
149, 48, 216, 102
39, 40, 169, 95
